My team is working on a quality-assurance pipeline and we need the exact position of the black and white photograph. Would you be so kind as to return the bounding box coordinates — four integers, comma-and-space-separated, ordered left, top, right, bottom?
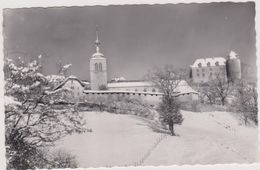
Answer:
1, 0, 259, 169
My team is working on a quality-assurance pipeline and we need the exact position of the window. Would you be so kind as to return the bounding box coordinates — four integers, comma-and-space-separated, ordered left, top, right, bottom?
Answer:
202, 68, 205, 72
95, 63, 98, 71
202, 73, 205, 77
215, 61, 219, 66
152, 88, 156, 92
210, 72, 213, 76
143, 89, 147, 92
210, 68, 213, 71
99, 63, 102, 71
197, 73, 200, 77
196, 69, 199, 72
198, 63, 202, 67
135, 89, 138, 92
207, 62, 210, 67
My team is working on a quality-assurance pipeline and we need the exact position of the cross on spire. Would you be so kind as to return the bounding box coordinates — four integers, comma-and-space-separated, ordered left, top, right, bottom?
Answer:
95, 25, 101, 53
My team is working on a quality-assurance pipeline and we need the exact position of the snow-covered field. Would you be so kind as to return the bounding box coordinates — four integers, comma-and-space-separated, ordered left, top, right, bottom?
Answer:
55, 110, 259, 168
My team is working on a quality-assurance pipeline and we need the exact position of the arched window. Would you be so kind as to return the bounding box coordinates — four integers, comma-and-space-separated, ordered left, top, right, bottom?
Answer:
207, 62, 210, 67
215, 61, 219, 66
95, 63, 98, 71
152, 88, 156, 92
99, 63, 102, 71
143, 88, 147, 92
198, 63, 202, 67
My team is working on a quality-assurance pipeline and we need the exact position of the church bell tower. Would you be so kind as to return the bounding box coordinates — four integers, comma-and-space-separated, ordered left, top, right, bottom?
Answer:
90, 26, 107, 90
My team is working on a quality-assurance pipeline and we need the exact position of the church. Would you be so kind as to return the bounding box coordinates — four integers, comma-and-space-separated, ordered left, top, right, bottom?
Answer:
54, 27, 199, 103
88, 28, 198, 101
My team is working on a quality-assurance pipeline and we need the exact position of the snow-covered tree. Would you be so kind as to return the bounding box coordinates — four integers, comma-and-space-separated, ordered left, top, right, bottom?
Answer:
4, 56, 86, 169
56, 59, 72, 78
148, 65, 184, 136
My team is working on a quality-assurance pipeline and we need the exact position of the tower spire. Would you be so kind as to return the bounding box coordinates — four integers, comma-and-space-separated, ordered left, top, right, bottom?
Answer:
95, 25, 101, 53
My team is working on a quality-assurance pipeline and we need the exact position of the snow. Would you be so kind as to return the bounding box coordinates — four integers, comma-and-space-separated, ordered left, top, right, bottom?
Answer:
63, 64, 72, 69
107, 80, 198, 95
4, 96, 21, 105
111, 77, 126, 82
108, 81, 152, 88
191, 57, 226, 68
144, 111, 259, 165
46, 75, 65, 82
55, 112, 162, 167
54, 110, 259, 168
92, 52, 104, 58
229, 50, 238, 59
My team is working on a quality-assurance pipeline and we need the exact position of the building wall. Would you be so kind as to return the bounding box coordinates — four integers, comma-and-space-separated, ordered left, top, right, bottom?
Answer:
108, 85, 158, 93
176, 93, 199, 103
191, 65, 227, 83
61, 79, 85, 102
90, 57, 107, 90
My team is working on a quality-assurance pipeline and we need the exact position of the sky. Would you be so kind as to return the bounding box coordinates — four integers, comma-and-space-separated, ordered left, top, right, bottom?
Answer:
3, 2, 256, 81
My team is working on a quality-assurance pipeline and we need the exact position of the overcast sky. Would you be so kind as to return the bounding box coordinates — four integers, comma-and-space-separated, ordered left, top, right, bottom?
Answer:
3, 2, 256, 81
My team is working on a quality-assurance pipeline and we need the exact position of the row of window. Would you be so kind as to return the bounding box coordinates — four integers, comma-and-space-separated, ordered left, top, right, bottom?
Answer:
132, 88, 156, 92
198, 61, 219, 68
196, 68, 213, 72
95, 63, 103, 71
197, 72, 220, 77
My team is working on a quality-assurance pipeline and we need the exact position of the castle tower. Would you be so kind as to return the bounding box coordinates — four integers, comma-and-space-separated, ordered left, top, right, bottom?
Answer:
90, 26, 107, 90
226, 50, 242, 82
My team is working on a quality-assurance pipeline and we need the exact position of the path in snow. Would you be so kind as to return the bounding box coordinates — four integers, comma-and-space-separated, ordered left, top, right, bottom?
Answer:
143, 111, 259, 165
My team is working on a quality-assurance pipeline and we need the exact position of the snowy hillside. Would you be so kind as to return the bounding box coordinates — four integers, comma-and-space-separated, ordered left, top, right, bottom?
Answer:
55, 110, 259, 167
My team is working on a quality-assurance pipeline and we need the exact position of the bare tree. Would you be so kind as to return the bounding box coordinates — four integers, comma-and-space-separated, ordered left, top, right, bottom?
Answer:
234, 79, 258, 125
199, 83, 217, 105
148, 65, 185, 136
200, 72, 233, 105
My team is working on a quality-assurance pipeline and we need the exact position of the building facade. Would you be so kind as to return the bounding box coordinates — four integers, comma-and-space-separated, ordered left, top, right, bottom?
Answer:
190, 51, 241, 83
54, 76, 86, 102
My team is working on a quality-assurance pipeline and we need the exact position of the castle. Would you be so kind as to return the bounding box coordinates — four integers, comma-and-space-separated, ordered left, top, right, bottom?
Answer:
190, 51, 242, 83
53, 27, 244, 104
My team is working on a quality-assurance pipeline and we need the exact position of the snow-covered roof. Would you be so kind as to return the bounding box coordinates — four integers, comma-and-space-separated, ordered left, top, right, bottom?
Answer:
92, 52, 104, 58
191, 57, 226, 68
107, 81, 153, 88
111, 77, 126, 82
82, 81, 90, 85
53, 76, 85, 91
174, 80, 198, 94
107, 80, 198, 94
